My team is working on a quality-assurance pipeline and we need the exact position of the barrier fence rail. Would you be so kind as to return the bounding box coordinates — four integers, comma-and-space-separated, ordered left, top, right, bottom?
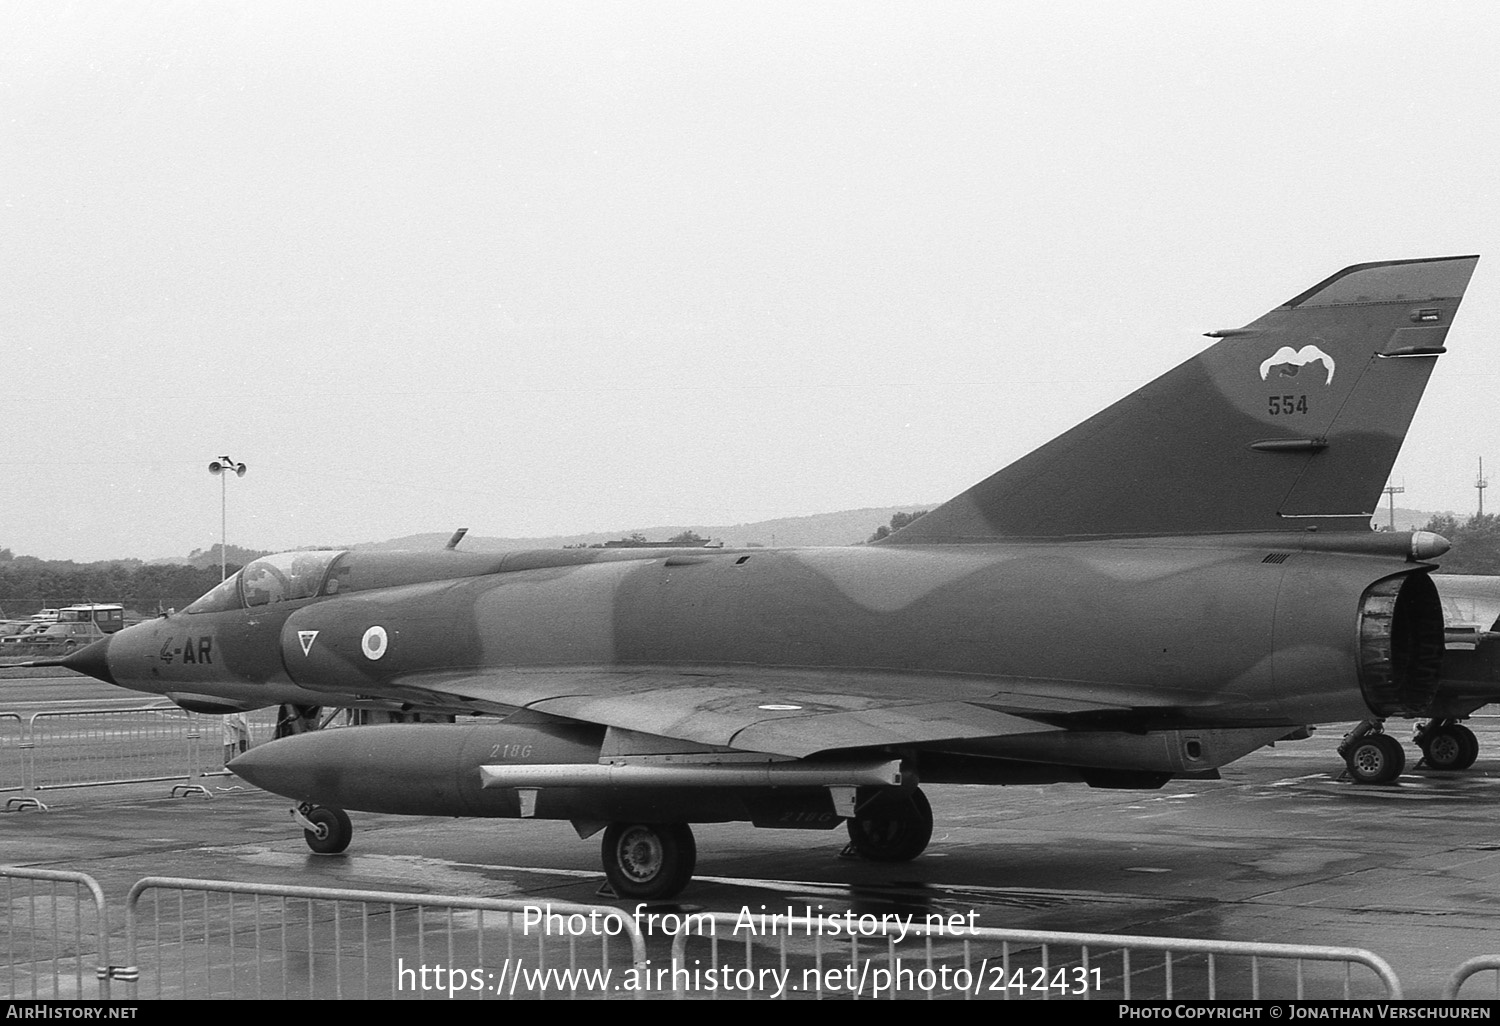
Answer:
121, 877, 650, 1000
32, 866, 1500, 1001
1443, 956, 1500, 999
667, 913, 1404, 1000
29, 708, 200, 789
0, 705, 278, 799
0, 712, 22, 794
1, 867, 113, 1000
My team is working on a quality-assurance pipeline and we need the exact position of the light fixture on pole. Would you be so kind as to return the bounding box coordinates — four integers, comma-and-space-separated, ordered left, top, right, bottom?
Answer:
208, 456, 248, 582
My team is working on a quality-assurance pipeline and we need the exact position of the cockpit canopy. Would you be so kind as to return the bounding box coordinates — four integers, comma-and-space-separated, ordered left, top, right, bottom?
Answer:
185, 550, 348, 614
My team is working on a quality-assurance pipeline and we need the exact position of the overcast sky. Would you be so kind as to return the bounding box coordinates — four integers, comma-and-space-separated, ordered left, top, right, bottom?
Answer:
4, 1, 1499, 561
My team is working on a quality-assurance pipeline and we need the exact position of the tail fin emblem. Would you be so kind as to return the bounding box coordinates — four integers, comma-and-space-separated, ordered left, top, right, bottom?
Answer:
1260, 345, 1336, 385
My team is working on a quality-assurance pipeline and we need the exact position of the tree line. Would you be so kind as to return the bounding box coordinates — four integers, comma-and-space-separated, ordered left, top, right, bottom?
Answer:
0, 550, 261, 618
1417, 514, 1500, 574
868, 511, 928, 542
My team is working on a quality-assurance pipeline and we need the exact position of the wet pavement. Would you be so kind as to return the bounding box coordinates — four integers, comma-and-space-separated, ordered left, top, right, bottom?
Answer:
6, 673, 1500, 998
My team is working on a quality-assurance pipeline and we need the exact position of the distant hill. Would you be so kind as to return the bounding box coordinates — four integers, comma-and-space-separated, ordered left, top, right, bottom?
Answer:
352, 506, 939, 553
149, 543, 272, 568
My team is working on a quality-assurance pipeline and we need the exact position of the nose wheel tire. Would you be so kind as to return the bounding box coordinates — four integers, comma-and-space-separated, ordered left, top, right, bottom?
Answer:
845, 787, 934, 862
1420, 723, 1479, 771
302, 805, 353, 854
601, 822, 696, 900
1346, 733, 1405, 785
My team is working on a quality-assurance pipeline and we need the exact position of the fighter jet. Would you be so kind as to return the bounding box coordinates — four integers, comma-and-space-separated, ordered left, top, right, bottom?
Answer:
54, 255, 1479, 899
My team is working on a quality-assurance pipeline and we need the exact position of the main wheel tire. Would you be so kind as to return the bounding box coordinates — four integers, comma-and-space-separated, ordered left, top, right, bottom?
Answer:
601, 822, 696, 900
1423, 723, 1479, 771
1454, 724, 1480, 770
1347, 734, 1405, 785
303, 806, 353, 854
845, 787, 934, 862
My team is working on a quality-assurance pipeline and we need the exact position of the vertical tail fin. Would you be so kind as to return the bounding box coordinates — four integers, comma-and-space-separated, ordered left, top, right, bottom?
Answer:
888, 255, 1480, 543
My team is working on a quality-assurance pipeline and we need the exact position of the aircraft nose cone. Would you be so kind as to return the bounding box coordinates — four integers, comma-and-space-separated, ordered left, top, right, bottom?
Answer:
62, 636, 116, 686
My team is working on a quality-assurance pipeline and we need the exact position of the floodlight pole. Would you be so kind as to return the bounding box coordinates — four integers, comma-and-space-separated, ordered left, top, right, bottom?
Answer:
1383, 485, 1404, 531
208, 455, 248, 582
220, 470, 227, 581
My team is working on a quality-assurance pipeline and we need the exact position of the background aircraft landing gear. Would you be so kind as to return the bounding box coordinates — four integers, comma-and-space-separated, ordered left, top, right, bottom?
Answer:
1343, 732, 1405, 785
601, 822, 696, 900
293, 803, 353, 854
844, 787, 933, 862
1416, 721, 1479, 771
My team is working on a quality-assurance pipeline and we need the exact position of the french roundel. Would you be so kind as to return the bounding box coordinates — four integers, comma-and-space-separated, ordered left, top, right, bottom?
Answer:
361, 625, 388, 660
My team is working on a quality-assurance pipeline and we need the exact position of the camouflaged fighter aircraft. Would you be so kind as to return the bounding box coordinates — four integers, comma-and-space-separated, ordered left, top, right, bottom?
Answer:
49, 255, 1480, 899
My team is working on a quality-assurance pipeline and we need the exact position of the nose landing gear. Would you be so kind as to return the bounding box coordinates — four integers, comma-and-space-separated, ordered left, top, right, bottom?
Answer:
293, 802, 353, 854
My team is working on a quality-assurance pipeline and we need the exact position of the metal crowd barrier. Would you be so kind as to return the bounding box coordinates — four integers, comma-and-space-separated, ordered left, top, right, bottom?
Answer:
1443, 955, 1500, 999
190, 708, 280, 780
7, 867, 1457, 1002
0, 867, 113, 1000
0, 713, 23, 793
122, 877, 650, 1000
1, 706, 278, 800
667, 913, 1403, 1000
29, 707, 199, 789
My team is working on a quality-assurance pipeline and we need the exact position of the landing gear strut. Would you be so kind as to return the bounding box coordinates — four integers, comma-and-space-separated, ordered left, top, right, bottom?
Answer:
844, 787, 934, 862
601, 822, 697, 900
1339, 722, 1405, 785
1416, 720, 1479, 771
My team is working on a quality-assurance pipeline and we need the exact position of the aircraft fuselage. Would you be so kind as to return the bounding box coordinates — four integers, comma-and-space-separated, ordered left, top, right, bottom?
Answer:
89, 532, 1441, 755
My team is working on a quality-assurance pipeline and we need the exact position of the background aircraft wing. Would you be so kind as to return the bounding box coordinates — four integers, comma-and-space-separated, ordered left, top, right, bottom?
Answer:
1433, 574, 1500, 632
376, 667, 1222, 757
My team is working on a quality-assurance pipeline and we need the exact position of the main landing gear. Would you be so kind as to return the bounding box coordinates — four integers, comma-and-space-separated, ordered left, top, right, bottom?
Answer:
1339, 722, 1405, 785
1415, 720, 1479, 771
599, 788, 937, 901
1339, 718, 1484, 783
600, 822, 698, 900
843, 788, 934, 862
287, 786, 938, 901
